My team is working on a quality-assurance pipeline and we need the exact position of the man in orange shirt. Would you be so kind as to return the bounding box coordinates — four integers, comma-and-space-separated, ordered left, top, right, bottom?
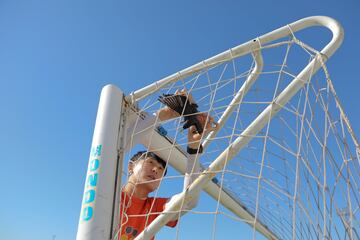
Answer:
117, 90, 217, 240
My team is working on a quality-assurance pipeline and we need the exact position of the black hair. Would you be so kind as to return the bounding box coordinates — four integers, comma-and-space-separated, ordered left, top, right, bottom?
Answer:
129, 151, 168, 175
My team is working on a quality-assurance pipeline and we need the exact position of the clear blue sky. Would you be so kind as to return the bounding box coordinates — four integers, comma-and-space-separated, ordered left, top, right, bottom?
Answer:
0, 0, 359, 239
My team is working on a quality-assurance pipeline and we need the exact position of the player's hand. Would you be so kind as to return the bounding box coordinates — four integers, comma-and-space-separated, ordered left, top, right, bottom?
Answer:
187, 113, 218, 149
174, 88, 195, 105
158, 88, 194, 121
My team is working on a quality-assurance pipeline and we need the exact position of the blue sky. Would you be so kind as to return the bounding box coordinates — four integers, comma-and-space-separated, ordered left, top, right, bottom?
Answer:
0, 1, 359, 239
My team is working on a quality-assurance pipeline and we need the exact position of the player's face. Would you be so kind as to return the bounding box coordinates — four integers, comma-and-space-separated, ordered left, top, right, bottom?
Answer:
132, 157, 165, 192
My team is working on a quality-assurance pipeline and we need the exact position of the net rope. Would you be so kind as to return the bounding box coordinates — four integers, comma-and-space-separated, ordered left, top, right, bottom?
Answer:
114, 32, 360, 240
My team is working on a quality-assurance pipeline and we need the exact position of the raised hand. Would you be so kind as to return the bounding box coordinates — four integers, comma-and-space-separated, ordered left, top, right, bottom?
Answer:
187, 113, 218, 150
158, 89, 195, 121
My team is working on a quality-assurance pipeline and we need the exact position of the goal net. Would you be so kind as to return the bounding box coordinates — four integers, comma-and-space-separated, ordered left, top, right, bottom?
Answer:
77, 16, 359, 240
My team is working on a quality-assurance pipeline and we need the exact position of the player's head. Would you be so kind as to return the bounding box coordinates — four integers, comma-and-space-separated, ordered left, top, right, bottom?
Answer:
127, 151, 167, 192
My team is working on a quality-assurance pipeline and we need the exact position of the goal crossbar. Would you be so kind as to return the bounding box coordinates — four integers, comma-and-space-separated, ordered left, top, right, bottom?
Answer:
126, 16, 343, 105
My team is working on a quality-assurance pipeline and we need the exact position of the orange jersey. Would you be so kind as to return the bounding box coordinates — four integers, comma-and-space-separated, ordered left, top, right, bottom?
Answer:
118, 192, 177, 240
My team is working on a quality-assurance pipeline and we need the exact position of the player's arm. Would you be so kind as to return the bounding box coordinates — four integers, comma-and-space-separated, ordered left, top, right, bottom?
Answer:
166, 112, 218, 213
162, 89, 218, 210
124, 91, 184, 150
182, 113, 218, 209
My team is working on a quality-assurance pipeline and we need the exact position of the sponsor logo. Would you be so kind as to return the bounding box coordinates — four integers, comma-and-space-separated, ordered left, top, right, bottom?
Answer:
80, 144, 102, 222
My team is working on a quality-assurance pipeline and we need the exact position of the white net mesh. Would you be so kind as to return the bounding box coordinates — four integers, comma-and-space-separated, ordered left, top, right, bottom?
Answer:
116, 29, 359, 240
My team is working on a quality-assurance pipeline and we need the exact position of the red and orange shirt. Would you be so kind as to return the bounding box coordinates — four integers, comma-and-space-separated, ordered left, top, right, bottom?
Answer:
118, 192, 177, 240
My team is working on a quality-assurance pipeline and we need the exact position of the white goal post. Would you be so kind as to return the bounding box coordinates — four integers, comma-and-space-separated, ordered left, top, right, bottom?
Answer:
76, 16, 360, 240
131, 15, 345, 240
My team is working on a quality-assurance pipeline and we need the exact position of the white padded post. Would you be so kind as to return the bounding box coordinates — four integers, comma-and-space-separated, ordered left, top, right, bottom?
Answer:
77, 85, 124, 240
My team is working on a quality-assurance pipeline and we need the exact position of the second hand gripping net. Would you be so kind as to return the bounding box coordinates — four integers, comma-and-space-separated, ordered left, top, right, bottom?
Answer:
118, 17, 359, 240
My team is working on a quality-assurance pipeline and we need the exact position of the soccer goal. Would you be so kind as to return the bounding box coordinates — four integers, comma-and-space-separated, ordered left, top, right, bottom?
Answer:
76, 16, 359, 240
